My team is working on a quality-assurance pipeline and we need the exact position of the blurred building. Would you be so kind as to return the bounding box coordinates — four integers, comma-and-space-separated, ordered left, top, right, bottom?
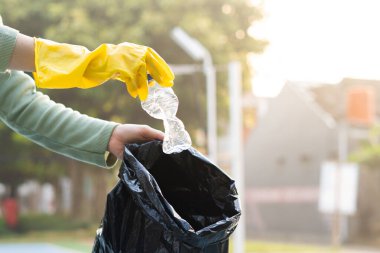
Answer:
245, 78, 380, 243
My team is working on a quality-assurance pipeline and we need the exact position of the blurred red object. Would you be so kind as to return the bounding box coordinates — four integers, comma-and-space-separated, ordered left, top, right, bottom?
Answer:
2, 197, 19, 229
346, 86, 375, 125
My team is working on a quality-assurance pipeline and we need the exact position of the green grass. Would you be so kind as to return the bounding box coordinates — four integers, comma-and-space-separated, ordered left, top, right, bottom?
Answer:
231, 240, 335, 253
0, 229, 335, 253
0, 215, 335, 253
54, 240, 93, 252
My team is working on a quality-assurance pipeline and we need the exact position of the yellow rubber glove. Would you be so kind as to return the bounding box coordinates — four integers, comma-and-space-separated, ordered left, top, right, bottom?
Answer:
33, 38, 174, 101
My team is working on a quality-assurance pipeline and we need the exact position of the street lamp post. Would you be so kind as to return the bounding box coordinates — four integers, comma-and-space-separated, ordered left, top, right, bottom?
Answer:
170, 27, 217, 163
229, 61, 245, 253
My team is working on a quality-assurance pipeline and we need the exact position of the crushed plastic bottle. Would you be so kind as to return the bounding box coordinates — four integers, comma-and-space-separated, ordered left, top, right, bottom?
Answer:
141, 81, 192, 154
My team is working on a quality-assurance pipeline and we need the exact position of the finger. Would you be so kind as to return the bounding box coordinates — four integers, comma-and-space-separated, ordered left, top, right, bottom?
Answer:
125, 77, 138, 98
146, 48, 174, 87
141, 126, 165, 141
136, 65, 149, 101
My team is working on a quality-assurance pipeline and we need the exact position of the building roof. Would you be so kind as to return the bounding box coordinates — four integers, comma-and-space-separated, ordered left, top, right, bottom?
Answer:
287, 82, 336, 129
311, 78, 380, 122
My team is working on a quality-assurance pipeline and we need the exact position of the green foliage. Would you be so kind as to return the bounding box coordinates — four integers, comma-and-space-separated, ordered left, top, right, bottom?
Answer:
0, 0, 266, 186
350, 125, 380, 169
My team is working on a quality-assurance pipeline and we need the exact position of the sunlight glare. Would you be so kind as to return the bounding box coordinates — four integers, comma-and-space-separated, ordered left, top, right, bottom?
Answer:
250, 0, 380, 97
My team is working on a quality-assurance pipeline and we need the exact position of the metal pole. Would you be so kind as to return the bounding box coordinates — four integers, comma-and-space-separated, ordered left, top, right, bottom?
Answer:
204, 54, 217, 163
170, 27, 218, 162
229, 61, 245, 253
333, 121, 347, 247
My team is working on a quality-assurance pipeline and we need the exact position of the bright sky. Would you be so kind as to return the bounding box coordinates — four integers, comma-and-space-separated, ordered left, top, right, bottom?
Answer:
249, 0, 380, 97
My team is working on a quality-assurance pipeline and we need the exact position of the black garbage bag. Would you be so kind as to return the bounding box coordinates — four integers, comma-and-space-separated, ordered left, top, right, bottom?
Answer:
92, 141, 240, 253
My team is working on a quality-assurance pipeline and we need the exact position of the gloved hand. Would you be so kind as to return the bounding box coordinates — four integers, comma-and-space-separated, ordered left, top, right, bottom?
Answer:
33, 38, 174, 101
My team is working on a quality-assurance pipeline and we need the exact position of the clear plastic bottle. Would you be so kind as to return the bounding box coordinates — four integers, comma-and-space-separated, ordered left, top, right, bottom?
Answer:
141, 82, 192, 154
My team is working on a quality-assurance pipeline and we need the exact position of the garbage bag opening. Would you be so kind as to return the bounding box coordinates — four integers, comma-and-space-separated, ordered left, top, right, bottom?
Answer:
93, 141, 240, 253
148, 155, 224, 231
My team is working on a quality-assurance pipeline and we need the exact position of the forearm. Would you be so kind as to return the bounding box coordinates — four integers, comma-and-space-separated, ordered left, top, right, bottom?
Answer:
0, 24, 35, 72
0, 70, 118, 168
9, 32, 35, 72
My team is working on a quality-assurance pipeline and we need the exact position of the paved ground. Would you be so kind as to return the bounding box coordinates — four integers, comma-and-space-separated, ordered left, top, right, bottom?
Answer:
343, 248, 380, 253
0, 243, 82, 253
1, 243, 380, 253
246, 247, 380, 253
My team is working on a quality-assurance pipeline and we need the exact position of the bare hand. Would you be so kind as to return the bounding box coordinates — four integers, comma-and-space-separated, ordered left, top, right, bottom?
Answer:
108, 124, 164, 159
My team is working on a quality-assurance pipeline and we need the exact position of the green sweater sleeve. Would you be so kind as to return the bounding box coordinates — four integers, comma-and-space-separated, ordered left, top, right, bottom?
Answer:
0, 18, 118, 168
0, 70, 119, 168
0, 25, 18, 72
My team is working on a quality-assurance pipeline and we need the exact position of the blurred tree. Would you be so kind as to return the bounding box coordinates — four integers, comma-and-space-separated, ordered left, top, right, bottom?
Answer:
349, 125, 380, 238
0, 0, 266, 218
350, 125, 380, 168
1, 0, 266, 131
0, 126, 66, 196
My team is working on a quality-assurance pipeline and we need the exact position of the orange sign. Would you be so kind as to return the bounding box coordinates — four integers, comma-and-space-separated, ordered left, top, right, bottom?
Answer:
346, 86, 375, 125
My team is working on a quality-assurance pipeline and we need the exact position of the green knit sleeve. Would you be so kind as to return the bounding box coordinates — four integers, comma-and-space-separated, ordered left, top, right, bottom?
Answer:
0, 70, 119, 168
0, 25, 19, 72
